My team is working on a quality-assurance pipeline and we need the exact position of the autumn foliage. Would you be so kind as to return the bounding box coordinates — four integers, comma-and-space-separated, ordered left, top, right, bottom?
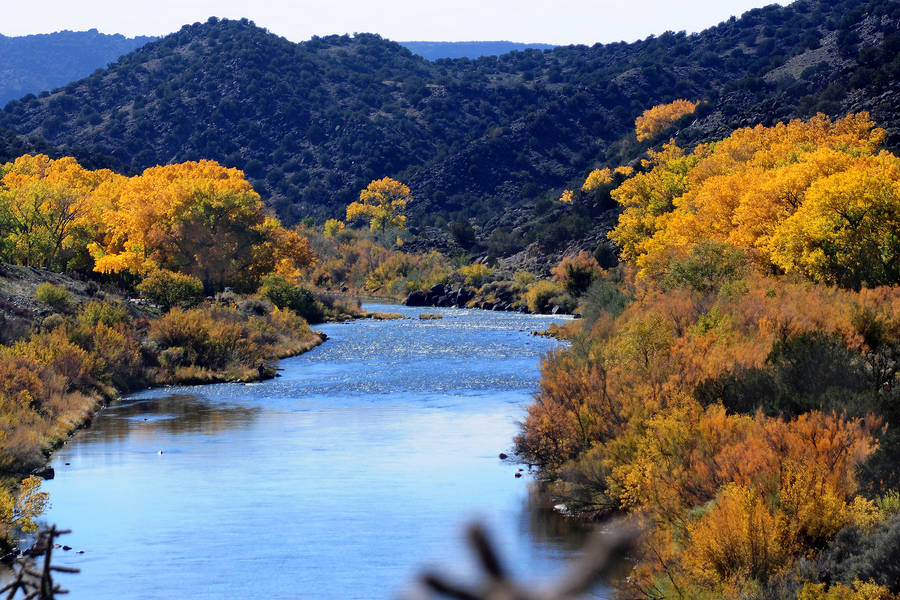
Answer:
634, 99, 700, 141
519, 114, 900, 599
0, 155, 315, 290
610, 113, 898, 288
345, 177, 412, 232
0, 153, 327, 550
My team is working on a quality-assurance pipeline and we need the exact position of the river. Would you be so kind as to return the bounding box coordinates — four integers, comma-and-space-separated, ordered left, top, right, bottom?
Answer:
38, 304, 604, 599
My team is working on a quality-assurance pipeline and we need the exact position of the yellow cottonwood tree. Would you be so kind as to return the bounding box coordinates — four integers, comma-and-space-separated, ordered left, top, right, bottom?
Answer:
323, 218, 345, 237
0, 154, 116, 269
608, 113, 900, 287
89, 160, 315, 290
582, 168, 612, 191
768, 155, 900, 288
346, 177, 412, 232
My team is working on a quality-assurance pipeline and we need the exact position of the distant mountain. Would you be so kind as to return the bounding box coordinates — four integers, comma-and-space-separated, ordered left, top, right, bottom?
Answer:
399, 41, 556, 60
0, 29, 155, 104
1, 0, 898, 260
0, 32, 549, 103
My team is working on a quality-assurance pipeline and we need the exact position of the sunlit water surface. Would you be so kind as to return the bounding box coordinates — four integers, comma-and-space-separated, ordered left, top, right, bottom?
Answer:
39, 304, 605, 599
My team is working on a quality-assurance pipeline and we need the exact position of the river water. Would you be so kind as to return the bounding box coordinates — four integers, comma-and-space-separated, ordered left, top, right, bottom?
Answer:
38, 304, 603, 599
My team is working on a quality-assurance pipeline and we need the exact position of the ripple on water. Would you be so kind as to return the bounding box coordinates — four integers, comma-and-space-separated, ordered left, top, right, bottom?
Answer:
37, 305, 608, 600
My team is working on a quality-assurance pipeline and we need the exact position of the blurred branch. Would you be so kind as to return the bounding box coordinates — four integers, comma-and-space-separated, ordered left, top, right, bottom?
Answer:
410, 519, 642, 600
0, 525, 79, 600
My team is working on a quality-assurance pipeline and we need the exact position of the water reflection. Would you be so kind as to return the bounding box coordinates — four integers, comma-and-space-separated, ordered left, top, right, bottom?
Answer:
522, 482, 594, 553
39, 305, 603, 599
86, 394, 261, 441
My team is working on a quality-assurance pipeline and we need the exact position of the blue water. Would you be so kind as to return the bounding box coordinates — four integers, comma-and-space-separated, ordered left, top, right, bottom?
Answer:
38, 304, 602, 599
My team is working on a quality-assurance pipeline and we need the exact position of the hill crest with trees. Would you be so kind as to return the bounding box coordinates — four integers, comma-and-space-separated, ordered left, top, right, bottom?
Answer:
0, 0, 898, 266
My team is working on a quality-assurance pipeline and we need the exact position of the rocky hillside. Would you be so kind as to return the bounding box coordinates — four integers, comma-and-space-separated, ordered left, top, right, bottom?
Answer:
0, 263, 142, 344
0, 0, 897, 261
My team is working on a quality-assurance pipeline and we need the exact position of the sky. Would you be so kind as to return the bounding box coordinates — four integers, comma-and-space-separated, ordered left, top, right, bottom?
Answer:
3, 0, 790, 45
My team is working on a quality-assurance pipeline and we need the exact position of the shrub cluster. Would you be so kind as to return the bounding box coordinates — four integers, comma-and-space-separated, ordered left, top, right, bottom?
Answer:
258, 274, 324, 323
136, 269, 204, 311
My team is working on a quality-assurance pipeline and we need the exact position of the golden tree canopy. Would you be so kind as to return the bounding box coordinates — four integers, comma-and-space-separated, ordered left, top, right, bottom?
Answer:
345, 177, 412, 232
635, 99, 700, 142
0, 154, 117, 269
85, 160, 315, 290
609, 113, 899, 288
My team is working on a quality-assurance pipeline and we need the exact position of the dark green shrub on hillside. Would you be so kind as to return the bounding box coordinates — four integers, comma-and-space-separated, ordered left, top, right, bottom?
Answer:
580, 271, 632, 323
664, 241, 750, 293
818, 515, 900, 593
136, 269, 204, 311
694, 331, 872, 418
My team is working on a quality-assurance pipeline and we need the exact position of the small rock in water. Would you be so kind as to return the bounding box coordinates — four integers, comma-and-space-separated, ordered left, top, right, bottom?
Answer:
498, 452, 508, 460
64, 462, 70, 466
157, 450, 164, 455
62, 546, 72, 551
76, 551, 85, 554
514, 472, 522, 478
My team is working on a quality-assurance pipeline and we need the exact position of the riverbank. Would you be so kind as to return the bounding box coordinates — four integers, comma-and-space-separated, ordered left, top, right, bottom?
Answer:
0, 275, 339, 552
37, 304, 587, 599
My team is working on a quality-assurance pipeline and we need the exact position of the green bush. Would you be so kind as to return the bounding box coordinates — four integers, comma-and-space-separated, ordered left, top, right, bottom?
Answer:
664, 241, 750, 293
136, 269, 204, 311
258, 274, 324, 323
581, 274, 632, 323
34, 282, 71, 311
77, 300, 132, 328
818, 515, 900, 593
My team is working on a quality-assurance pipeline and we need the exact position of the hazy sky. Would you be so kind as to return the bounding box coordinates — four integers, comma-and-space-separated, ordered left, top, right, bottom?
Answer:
4, 1, 789, 45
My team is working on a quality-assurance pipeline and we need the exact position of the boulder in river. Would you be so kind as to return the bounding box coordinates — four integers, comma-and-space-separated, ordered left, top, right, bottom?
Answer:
405, 290, 428, 306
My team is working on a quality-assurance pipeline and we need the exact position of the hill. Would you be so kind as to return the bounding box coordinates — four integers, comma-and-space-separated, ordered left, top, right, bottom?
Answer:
398, 41, 556, 60
0, 1, 898, 262
0, 29, 155, 105
0, 31, 552, 104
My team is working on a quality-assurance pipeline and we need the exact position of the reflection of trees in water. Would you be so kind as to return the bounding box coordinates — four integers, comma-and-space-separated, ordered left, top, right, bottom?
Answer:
522, 482, 593, 553
91, 394, 261, 441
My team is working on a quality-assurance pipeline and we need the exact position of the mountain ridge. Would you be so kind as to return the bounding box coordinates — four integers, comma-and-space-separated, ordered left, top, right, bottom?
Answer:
0, 1, 898, 260
0, 30, 560, 104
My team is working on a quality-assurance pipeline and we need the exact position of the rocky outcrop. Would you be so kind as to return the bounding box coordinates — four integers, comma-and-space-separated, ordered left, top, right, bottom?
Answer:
403, 281, 531, 313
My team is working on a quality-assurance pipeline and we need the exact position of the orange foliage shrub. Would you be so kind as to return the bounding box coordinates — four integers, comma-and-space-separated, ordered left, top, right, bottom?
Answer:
515, 267, 898, 597
521, 113, 900, 599
147, 303, 316, 382
551, 251, 601, 296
